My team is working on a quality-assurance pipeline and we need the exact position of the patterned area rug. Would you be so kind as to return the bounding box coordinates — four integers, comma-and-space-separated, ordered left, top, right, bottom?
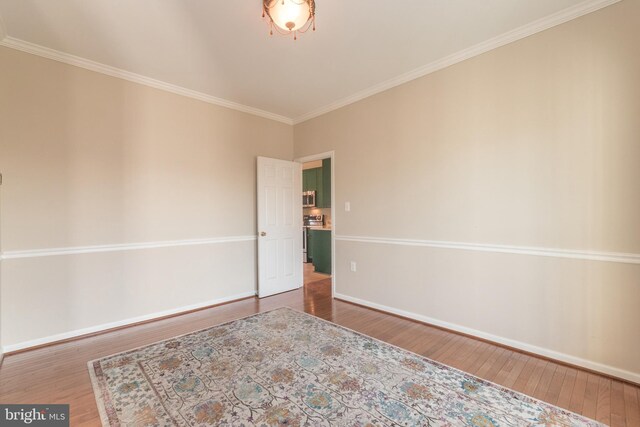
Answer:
89, 308, 603, 426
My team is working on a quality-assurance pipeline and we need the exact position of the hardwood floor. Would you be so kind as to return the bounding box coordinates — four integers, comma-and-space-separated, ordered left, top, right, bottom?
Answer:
1, 280, 638, 426
303, 261, 331, 285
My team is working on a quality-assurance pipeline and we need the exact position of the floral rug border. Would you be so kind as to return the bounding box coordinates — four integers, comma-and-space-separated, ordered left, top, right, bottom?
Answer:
292, 309, 605, 426
88, 308, 283, 426
87, 306, 604, 426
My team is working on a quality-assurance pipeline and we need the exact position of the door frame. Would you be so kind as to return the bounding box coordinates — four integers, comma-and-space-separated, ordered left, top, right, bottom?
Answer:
294, 151, 336, 296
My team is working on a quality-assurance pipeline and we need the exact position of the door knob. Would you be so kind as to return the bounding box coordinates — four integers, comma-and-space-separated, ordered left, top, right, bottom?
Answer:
260, 231, 267, 237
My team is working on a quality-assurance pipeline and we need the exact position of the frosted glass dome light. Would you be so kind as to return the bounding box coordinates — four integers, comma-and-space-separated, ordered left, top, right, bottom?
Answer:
263, 0, 316, 39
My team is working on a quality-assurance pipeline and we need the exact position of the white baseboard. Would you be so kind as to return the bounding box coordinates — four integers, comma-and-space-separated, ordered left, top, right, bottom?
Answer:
334, 292, 640, 384
2, 290, 257, 354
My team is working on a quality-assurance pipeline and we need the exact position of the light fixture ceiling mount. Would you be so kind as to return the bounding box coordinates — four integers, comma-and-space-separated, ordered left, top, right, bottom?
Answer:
262, 0, 316, 40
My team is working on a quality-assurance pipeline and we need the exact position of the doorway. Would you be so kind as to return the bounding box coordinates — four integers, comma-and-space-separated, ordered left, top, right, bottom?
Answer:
296, 152, 335, 292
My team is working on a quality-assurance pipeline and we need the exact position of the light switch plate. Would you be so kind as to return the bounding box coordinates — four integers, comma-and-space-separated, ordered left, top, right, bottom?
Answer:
345, 201, 351, 212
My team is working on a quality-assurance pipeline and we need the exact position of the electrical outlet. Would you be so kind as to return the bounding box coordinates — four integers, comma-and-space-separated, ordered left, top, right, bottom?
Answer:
345, 201, 351, 212
350, 261, 357, 272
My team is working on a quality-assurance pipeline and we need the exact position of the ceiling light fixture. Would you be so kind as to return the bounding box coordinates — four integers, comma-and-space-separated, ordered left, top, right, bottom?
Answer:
262, 0, 316, 41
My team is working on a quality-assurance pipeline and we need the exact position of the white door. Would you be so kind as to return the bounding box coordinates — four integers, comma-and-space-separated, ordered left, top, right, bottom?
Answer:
257, 157, 303, 297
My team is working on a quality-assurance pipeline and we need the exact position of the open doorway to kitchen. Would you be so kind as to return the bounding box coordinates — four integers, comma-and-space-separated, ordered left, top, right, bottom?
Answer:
296, 152, 335, 293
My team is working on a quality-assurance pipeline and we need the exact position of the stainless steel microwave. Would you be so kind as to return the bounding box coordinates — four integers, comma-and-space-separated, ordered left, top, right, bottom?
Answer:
303, 191, 316, 207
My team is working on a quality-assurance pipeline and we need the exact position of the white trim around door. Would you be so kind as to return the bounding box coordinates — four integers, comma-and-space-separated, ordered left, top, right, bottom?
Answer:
295, 151, 336, 296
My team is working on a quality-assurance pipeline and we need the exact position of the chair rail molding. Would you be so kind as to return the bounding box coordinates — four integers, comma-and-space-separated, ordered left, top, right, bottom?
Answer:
335, 235, 640, 265
0, 235, 257, 260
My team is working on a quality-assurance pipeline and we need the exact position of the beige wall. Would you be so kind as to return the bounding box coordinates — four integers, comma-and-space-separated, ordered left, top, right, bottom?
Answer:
0, 46, 293, 348
294, 1, 640, 381
0, 0, 638, 382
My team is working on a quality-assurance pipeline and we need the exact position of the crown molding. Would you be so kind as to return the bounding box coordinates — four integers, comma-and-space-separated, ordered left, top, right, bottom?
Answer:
0, 11, 6, 40
292, 0, 622, 124
0, 0, 621, 127
0, 36, 293, 125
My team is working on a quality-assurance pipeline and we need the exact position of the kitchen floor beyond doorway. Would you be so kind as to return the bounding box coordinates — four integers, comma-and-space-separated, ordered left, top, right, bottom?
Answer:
304, 262, 330, 285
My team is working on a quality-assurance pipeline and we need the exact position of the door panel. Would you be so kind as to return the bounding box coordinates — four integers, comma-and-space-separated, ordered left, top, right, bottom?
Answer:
257, 157, 302, 297
265, 187, 277, 226
283, 188, 293, 226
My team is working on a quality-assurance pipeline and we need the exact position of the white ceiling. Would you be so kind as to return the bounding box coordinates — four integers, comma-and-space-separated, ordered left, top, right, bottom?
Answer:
0, 0, 618, 124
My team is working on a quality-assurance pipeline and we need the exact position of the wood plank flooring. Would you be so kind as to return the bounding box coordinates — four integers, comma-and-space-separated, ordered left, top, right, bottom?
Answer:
1, 279, 638, 426
303, 261, 330, 285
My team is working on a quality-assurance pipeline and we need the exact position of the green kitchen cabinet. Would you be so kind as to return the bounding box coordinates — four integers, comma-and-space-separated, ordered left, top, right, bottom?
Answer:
315, 167, 323, 207
321, 158, 331, 208
310, 229, 331, 274
303, 169, 317, 192
302, 160, 330, 207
